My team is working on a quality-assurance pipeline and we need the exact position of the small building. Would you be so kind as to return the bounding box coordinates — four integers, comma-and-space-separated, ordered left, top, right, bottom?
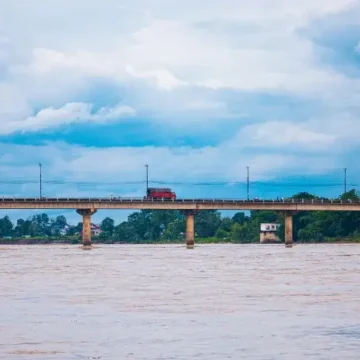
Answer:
260, 223, 281, 243
91, 224, 101, 236
80, 224, 102, 237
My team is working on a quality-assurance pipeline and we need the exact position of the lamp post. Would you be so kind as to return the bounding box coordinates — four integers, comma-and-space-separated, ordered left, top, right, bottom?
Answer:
246, 166, 250, 200
145, 164, 149, 193
39, 163, 42, 199
344, 168, 347, 194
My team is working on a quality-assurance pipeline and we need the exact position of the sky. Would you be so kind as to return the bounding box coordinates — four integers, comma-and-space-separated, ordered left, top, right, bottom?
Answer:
0, 0, 360, 224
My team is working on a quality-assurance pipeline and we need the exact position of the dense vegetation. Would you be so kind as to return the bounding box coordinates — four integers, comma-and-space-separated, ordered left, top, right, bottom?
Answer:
0, 190, 360, 244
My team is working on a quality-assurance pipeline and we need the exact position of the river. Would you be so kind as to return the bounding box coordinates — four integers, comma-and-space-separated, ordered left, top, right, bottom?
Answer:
1, 244, 360, 359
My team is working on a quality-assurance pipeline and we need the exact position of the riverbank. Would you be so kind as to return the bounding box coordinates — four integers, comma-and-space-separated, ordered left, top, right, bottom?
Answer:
0, 237, 226, 245
1, 236, 360, 245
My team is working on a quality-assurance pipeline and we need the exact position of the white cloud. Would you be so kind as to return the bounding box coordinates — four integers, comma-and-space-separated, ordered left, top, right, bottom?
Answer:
18, 21, 340, 95
0, 137, 341, 193
125, 65, 188, 90
0, 37, 10, 44
0, 0, 358, 133
184, 100, 227, 111
0, 0, 359, 184
227, 111, 360, 154
0, 102, 136, 134
27, 48, 122, 78
235, 121, 336, 151
4, 0, 358, 98
0, 82, 31, 121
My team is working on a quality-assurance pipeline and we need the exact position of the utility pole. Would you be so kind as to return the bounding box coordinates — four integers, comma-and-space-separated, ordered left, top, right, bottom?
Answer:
344, 168, 347, 194
145, 164, 149, 193
246, 166, 250, 200
39, 163, 42, 199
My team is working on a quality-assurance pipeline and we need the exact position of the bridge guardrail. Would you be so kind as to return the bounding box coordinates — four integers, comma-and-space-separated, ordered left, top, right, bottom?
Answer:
0, 197, 359, 204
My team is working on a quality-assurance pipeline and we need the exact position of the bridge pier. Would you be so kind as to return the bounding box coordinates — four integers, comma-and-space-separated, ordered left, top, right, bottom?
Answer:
76, 209, 97, 247
285, 211, 293, 248
183, 210, 197, 249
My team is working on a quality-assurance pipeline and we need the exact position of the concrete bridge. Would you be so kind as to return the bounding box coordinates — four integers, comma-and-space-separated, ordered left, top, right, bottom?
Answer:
1, 197, 359, 248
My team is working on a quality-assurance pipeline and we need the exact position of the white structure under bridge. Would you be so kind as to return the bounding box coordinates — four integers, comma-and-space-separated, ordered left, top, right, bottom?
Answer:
260, 223, 281, 243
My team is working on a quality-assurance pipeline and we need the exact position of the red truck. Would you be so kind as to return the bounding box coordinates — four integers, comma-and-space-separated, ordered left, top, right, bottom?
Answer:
145, 187, 176, 200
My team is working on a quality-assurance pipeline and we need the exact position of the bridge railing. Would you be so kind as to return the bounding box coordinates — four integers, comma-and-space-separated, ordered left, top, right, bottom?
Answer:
0, 197, 359, 204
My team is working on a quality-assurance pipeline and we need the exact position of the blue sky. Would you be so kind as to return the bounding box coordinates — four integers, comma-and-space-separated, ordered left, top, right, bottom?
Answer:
0, 0, 359, 224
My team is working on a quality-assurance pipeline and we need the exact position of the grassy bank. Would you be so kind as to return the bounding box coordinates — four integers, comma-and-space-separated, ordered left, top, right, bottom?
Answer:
0, 236, 235, 245
0, 236, 81, 245
1, 236, 360, 245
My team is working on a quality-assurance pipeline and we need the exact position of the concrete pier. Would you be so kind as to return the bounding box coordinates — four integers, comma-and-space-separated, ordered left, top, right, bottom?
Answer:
76, 209, 97, 247
285, 211, 293, 247
183, 210, 196, 249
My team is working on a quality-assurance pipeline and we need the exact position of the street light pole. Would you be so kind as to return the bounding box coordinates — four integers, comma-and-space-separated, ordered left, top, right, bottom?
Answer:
39, 163, 42, 199
344, 168, 347, 194
246, 166, 250, 200
145, 164, 149, 193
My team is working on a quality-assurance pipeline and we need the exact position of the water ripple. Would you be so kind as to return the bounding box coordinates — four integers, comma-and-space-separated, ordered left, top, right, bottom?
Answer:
1, 244, 360, 359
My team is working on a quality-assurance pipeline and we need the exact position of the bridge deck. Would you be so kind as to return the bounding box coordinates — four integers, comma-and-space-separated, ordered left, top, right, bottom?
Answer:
0, 198, 359, 211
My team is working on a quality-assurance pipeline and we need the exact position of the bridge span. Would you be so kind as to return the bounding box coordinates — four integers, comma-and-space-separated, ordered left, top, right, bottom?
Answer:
1, 197, 360, 248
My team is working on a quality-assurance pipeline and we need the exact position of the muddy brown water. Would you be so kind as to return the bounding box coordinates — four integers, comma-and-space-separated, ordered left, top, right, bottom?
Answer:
1, 244, 360, 359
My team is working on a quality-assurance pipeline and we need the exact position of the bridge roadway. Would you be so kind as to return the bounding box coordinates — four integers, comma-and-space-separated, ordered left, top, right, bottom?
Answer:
1, 197, 359, 248
0, 197, 360, 211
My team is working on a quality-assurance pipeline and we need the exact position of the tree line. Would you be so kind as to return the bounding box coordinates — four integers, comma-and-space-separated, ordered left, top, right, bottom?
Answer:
0, 190, 359, 243
0, 214, 79, 238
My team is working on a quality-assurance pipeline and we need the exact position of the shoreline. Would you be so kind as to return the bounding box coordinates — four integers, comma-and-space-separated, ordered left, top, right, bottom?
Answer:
1, 238, 360, 245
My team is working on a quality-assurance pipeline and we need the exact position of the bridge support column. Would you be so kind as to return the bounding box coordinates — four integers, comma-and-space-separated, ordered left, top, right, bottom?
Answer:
183, 210, 197, 249
285, 211, 293, 248
76, 209, 97, 247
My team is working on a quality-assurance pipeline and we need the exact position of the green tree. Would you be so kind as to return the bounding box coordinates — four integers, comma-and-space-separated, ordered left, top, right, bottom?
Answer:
31, 213, 50, 236
127, 211, 152, 241
232, 212, 248, 225
231, 222, 251, 243
0, 216, 13, 237
215, 228, 229, 239
29, 222, 41, 237
340, 189, 359, 201
67, 222, 82, 236
100, 217, 115, 236
291, 192, 318, 200
13, 218, 32, 237
55, 215, 67, 228
195, 210, 222, 237
161, 218, 185, 241
49, 216, 67, 236
114, 221, 136, 242
219, 217, 232, 232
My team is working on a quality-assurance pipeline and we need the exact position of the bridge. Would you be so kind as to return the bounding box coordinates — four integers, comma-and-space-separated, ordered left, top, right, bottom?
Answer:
1, 197, 360, 248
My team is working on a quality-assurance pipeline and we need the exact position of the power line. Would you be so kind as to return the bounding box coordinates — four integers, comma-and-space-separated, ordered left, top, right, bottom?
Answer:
0, 179, 357, 188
